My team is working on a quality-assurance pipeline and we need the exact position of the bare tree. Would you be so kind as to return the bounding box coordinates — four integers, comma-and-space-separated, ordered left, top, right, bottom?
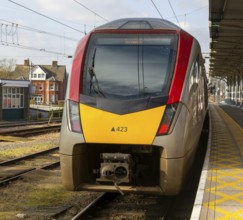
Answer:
0, 59, 16, 78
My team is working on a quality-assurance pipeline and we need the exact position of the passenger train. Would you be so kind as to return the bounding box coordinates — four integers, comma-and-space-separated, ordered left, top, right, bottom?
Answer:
59, 18, 208, 195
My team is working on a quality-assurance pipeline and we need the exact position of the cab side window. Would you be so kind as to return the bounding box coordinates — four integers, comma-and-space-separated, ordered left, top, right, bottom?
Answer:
189, 57, 199, 93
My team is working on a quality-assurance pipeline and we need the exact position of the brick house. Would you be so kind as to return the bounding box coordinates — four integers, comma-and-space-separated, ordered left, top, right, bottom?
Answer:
13, 59, 67, 105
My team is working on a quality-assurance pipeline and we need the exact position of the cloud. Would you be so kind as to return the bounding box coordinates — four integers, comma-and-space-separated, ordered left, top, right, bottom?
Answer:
180, 21, 191, 30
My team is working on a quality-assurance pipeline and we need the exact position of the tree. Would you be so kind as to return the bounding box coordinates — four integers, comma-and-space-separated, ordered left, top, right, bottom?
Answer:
0, 58, 16, 79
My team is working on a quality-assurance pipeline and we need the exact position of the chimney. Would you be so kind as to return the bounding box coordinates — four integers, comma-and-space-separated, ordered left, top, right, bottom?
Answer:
52, 61, 58, 67
24, 59, 30, 66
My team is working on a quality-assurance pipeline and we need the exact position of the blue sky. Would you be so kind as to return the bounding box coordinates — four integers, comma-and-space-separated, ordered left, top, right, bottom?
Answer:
0, 0, 209, 72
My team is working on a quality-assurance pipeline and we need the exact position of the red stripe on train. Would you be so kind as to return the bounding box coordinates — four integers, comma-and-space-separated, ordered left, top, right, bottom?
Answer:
167, 31, 193, 104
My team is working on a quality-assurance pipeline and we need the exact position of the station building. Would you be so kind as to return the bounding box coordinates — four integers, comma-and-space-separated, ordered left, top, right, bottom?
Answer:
0, 79, 30, 121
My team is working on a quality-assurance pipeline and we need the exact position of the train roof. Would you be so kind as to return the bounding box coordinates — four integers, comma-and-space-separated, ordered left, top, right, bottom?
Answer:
95, 18, 181, 31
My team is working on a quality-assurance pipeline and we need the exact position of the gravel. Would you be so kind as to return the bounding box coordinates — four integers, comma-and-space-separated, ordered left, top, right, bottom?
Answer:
0, 132, 101, 220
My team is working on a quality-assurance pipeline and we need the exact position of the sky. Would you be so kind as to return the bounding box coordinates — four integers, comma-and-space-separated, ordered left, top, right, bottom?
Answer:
0, 0, 209, 73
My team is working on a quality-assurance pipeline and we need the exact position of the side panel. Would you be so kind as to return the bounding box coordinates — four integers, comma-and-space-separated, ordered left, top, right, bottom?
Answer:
153, 104, 190, 158
59, 100, 85, 155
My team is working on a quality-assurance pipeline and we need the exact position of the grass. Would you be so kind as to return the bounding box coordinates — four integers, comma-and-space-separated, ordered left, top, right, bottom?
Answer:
0, 212, 19, 220
0, 145, 50, 160
24, 184, 68, 207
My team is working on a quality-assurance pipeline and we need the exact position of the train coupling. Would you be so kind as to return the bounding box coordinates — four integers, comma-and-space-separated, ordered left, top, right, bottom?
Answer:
96, 153, 133, 185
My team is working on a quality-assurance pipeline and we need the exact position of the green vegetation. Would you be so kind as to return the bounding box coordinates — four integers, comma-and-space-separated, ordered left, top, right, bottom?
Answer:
0, 145, 49, 159
24, 184, 68, 207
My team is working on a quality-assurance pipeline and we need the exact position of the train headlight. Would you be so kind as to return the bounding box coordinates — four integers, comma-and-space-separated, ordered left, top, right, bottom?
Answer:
68, 100, 82, 133
157, 102, 181, 135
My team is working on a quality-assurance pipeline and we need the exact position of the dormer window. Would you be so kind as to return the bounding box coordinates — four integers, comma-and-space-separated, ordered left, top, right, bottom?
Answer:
38, 73, 45, 79
30, 66, 46, 80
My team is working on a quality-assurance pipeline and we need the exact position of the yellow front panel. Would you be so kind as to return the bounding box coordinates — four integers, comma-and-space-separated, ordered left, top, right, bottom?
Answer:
80, 104, 166, 145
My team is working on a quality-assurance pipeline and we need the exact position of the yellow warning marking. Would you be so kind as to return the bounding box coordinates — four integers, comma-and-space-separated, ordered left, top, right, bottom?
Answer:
207, 206, 243, 220
203, 105, 243, 219
207, 191, 243, 206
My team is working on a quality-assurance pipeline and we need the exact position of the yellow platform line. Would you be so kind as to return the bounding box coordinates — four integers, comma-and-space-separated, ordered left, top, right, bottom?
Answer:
202, 105, 243, 219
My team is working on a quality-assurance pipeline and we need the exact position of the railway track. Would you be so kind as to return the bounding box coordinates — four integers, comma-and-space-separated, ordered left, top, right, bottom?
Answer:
0, 147, 59, 187
71, 193, 174, 220
0, 119, 61, 129
0, 124, 61, 137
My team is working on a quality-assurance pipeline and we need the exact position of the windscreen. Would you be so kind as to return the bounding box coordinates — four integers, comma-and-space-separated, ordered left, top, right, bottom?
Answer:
83, 33, 178, 100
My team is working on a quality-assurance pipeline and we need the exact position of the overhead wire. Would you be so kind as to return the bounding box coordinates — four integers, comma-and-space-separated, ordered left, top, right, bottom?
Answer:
167, 0, 180, 27
150, 0, 163, 19
0, 19, 79, 42
73, 0, 109, 22
8, 0, 84, 34
185, 5, 208, 16
167, 5, 208, 19
0, 40, 72, 58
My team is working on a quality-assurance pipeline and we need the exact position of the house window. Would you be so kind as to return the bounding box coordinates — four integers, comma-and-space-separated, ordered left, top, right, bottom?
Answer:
31, 73, 37, 79
38, 73, 45, 79
50, 94, 55, 103
55, 84, 59, 91
2, 87, 24, 109
34, 95, 43, 104
50, 84, 54, 91
38, 83, 43, 91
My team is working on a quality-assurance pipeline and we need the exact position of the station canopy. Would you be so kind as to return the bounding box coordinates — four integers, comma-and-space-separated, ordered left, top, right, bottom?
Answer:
209, 0, 243, 82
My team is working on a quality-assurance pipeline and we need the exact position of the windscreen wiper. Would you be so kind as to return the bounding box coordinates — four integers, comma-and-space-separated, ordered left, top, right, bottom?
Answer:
89, 48, 106, 98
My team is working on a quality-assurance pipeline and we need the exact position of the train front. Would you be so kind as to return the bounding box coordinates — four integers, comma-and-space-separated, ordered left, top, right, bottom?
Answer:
60, 18, 194, 195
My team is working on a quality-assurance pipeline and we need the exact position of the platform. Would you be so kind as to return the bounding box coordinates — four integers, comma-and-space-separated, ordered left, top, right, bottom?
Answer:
191, 104, 243, 220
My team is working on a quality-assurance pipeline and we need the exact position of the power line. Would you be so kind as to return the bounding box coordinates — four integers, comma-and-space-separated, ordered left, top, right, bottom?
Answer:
8, 0, 84, 34
186, 5, 208, 16
0, 19, 79, 42
167, 5, 208, 19
167, 0, 180, 27
150, 0, 163, 19
73, 0, 109, 22
0, 40, 72, 58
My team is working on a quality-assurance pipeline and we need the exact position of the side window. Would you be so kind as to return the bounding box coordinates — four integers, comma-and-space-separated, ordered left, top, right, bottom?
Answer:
189, 57, 199, 92
194, 60, 199, 83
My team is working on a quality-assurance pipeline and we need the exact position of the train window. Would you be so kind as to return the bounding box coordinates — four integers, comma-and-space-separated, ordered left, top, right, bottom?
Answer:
189, 58, 199, 91
82, 34, 177, 100
119, 21, 152, 29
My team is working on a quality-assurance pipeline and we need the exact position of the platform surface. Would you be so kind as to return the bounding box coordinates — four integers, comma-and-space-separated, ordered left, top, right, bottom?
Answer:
191, 104, 243, 220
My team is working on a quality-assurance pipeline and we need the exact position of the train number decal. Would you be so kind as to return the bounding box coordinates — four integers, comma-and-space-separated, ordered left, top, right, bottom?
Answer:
111, 126, 128, 132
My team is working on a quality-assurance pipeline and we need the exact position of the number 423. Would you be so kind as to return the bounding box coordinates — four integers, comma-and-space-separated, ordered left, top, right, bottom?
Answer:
111, 126, 128, 132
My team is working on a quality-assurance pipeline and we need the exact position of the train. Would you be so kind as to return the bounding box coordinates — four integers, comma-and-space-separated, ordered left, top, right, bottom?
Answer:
59, 18, 208, 195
